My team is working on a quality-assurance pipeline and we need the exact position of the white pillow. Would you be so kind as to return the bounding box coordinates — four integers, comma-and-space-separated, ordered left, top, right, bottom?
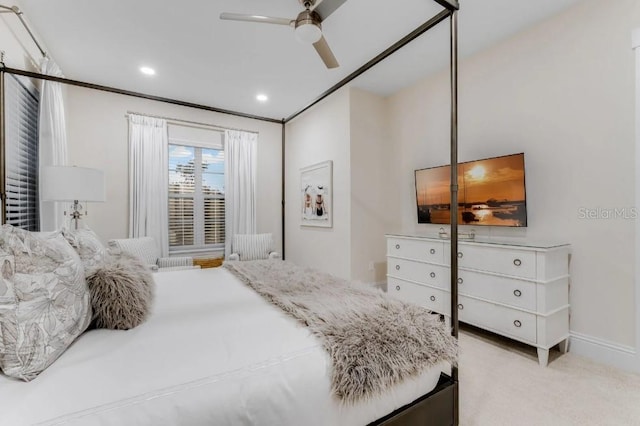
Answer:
0, 225, 92, 381
63, 227, 107, 274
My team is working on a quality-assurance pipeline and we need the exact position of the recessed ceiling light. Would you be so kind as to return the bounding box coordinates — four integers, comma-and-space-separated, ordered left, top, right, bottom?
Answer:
256, 94, 268, 102
139, 66, 156, 76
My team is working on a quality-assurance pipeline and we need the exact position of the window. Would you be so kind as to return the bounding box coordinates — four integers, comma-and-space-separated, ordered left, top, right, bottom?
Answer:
168, 143, 225, 251
3, 74, 40, 231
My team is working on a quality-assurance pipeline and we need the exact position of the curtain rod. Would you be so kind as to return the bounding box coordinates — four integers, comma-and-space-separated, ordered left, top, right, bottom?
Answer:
0, 5, 46, 58
124, 111, 259, 135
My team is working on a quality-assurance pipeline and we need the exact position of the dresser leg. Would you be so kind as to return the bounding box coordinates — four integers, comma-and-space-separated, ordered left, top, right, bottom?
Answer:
537, 348, 549, 367
558, 339, 569, 354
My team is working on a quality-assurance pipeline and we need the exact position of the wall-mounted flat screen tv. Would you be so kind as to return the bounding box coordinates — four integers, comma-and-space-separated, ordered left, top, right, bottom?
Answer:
415, 153, 527, 227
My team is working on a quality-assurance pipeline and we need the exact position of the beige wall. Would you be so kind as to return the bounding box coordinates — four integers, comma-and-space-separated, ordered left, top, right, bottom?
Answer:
65, 85, 283, 252
350, 88, 397, 283
284, 87, 397, 283
388, 0, 639, 348
285, 88, 352, 279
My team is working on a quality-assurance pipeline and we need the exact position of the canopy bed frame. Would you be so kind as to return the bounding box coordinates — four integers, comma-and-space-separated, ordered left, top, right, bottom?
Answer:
0, 0, 461, 424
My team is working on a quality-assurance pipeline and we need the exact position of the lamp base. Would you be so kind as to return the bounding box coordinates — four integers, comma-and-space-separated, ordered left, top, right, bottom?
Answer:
69, 200, 83, 230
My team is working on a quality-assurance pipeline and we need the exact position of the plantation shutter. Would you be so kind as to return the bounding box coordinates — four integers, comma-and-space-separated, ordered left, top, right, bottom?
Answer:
168, 144, 195, 247
3, 74, 40, 231
168, 126, 224, 251
202, 146, 225, 245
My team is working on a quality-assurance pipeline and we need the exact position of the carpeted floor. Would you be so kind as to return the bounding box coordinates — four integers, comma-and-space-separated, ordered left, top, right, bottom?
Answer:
459, 326, 640, 426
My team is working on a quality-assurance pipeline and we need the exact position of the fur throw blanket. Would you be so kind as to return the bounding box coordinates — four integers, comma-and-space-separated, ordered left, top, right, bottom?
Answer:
223, 260, 457, 403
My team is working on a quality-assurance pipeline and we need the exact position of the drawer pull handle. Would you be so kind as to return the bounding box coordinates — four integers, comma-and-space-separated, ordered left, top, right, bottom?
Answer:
430, 296, 436, 302
395, 265, 400, 271
457, 277, 463, 284
514, 320, 522, 328
395, 285, 401, 291
513, 289, 522, 297
457, 252, 463, 259
458, 304, 464, 310
430, 272, 436, 278
513, 258, 522, 267
395, 244, 400, 250
430, 248, 436, 254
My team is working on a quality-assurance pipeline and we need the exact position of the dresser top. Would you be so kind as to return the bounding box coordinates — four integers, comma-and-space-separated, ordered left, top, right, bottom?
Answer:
386, 232, 569, 249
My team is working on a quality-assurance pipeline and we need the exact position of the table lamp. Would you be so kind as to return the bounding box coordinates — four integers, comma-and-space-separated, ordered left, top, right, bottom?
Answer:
41, 166, 106, 229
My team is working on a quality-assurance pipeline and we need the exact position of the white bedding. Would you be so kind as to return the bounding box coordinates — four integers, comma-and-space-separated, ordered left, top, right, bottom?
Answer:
0, 267, 448, 426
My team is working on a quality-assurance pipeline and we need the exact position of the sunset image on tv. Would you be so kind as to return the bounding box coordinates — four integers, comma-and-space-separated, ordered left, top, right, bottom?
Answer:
415, 153, 527, 227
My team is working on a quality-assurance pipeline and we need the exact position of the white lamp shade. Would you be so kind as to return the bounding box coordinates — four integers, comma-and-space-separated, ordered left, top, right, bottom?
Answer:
295, 23, 322, 44
41, 166, 106, 202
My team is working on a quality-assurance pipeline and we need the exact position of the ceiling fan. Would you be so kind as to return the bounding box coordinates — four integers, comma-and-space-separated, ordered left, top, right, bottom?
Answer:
220, 0, 347, 69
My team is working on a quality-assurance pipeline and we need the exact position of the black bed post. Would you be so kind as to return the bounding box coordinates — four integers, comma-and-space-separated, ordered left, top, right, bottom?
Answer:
281, 119, 286, 260
0, 60, 5, 225
449, 8, 460, 426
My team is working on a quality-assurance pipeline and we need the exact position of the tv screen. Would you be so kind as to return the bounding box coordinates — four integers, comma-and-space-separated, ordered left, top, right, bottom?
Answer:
415, 153, 527, 227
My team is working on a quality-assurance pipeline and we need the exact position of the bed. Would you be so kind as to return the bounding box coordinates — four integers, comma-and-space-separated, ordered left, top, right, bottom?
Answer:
0, 266, 451, 426
0, 0, 462, 423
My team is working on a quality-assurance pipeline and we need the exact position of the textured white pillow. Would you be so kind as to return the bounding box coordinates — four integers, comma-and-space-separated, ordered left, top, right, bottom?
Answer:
0, 225, 92, 381
63, 227, 107, 274
233, 233, 273, 261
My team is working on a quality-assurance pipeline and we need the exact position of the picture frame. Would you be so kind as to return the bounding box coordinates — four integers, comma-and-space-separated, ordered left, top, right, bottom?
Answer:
300, 160, 333, 228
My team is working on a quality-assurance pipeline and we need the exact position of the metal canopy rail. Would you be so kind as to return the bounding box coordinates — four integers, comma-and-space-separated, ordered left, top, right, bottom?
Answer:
0, 67, 282, 124
0, 1, 460, 422
434, 0, 460, 11
284, 9, 450, 123
0, 4, 46, 57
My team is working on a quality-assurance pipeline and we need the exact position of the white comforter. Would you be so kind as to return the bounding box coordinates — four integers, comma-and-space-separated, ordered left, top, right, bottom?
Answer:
0, 267, 447, 425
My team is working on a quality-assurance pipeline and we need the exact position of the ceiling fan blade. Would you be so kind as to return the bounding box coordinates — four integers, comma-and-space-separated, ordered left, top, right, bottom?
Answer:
220, 13, 294, 26
313, 35, 339, 69
311, 0, 346, 21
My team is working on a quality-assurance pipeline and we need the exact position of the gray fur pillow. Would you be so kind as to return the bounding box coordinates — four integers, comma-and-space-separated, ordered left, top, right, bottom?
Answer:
86, 253, 154, 330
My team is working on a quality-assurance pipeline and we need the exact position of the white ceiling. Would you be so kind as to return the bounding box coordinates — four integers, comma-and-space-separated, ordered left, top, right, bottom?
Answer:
16, 0, 583, 120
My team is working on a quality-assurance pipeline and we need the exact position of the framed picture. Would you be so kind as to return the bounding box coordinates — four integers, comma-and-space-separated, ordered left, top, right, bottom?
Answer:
301, 160, 333, 228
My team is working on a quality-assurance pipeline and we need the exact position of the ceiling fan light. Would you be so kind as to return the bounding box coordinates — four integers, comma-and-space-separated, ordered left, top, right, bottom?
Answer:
295, 23, 322, 44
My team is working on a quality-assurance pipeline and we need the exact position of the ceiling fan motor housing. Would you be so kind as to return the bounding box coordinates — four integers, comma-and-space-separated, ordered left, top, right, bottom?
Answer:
295, 10, 322, 30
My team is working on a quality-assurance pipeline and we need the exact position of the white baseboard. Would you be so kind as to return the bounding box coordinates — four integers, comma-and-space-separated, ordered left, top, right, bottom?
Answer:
569, 331, 639, 373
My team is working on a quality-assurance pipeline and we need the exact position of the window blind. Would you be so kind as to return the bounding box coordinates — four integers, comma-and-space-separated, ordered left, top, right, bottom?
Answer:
3, 74, 40, 231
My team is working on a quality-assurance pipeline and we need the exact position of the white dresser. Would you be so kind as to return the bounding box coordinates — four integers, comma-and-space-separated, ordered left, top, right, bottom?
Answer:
386, 233, 570, 366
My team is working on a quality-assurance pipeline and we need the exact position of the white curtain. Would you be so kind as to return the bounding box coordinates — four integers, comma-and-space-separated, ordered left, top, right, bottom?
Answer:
224, 130, 257, 258
128, 114, 169, 257
39, 57, 68, 231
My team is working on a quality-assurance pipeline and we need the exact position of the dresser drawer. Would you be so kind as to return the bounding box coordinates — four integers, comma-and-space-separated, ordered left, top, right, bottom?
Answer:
457, 296, 536, 344
388, 278, 450, 314
457, 270, 536, 311
453, 244, 536, 279
387, 238, 444, 264
387, 258, 448, 290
